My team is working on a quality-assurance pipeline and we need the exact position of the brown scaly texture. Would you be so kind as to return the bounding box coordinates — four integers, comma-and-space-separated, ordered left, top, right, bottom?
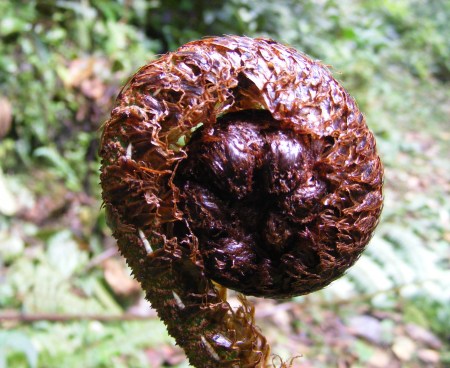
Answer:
100, 36, 383, 367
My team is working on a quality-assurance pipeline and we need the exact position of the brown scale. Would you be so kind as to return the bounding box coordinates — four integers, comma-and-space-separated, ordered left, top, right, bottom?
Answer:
100, 36, 383, 368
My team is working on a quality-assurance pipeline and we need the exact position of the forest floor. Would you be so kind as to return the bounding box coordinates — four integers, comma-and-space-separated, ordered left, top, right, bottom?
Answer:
1, 1, 449, 367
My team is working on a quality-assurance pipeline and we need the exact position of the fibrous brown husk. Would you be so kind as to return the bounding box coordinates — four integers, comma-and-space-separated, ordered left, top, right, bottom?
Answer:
100, 36, 383, 367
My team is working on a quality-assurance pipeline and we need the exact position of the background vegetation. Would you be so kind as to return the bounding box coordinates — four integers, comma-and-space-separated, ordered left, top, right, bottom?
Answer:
0, 0, 449, 367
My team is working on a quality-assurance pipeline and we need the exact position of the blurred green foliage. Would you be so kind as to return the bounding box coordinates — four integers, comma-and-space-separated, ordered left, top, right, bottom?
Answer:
0, 0, 449, 367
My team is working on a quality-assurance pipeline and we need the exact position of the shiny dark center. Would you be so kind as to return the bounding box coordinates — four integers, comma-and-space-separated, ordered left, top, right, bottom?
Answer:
175, 110, 327, 296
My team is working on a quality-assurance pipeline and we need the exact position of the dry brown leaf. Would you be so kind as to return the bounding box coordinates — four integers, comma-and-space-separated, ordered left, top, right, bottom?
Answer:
392, 336, 416, 361
348, 315, 383, 344
405, 323, 442, 350
0, 96, 12, 138
103, 258, 141, 296
417, 349, 440, 364
366, 347, 392, 368
80, 78, 106, 100
145, 345, 185, 367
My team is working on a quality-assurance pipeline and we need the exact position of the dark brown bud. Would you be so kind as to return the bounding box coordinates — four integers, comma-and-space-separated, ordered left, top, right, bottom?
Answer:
100, 35, 383, 367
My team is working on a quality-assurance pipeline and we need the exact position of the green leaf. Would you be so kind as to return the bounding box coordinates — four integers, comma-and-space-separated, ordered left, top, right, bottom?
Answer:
352, 340, 375, 363
0, 331, 38, 368
33, 146, 80, 191
47, 230, 87, 278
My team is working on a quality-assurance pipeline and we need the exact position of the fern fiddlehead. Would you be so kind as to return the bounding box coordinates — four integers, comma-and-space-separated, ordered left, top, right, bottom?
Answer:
100, 36, 383, 367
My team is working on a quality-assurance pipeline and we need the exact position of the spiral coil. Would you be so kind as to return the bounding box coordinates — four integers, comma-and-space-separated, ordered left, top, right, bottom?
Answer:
100, 36, 383, 367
